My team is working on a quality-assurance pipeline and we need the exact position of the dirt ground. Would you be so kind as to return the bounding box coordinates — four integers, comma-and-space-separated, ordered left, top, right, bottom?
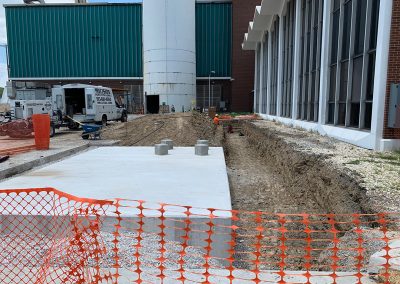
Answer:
222, 119, 400, 272
102, 112, 223, 147
224, 133, 304, 213
224, 123, 370, 215
245, 120, 400, 214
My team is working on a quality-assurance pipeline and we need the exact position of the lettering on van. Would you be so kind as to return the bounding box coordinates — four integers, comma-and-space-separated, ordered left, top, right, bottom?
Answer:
95, 88, 113, 105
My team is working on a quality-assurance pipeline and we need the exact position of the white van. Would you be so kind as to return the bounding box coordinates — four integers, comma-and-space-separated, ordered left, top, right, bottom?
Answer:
52, 84, 127, 128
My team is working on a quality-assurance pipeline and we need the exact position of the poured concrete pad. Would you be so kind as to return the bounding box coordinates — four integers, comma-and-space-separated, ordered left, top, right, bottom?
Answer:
0, 147, 231, 215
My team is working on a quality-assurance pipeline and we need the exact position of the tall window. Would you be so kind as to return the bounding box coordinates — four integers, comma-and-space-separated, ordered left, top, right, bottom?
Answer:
269, 17, 280, 116
327, 0, 380, 129
298, 0, 323, 121
255, 43, 261, 112
261, 33, 269, 114
281, 0, 296, 118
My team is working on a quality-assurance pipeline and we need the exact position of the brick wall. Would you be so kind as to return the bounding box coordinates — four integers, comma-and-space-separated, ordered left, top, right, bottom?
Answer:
384, 0, 400, 139
230, 0, 261, 112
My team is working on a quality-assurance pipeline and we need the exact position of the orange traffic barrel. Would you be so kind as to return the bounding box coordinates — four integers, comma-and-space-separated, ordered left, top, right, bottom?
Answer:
32, 114, 50, 150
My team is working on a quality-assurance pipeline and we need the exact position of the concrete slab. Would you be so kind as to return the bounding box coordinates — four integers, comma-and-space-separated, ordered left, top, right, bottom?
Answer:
0, 147, 232, 216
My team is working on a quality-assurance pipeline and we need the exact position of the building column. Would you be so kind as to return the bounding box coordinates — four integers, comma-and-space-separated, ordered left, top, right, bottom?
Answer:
371, 0, 393, 150
258, 39, 265, 114
291, 0, 302, 120
266, 31, 272, 115
253, 46, 258, 112
318, 0, 332, 125
276, 12, 284, 117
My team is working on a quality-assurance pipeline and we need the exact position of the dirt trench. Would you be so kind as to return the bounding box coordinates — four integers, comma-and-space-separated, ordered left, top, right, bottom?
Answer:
222, 121, 379, 271
224, 121, 371, 215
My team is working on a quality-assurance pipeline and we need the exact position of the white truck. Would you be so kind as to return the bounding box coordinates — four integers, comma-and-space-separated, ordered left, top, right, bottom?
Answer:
4, 84, 127, 136
52, 84, 128, 129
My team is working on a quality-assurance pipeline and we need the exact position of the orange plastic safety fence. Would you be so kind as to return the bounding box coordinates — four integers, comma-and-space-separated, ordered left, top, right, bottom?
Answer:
0, 188, 112, 284
1, 188, 400, 284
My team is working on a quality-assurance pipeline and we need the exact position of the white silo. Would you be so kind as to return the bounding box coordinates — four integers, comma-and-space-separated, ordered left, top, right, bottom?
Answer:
143, 0, 196, 113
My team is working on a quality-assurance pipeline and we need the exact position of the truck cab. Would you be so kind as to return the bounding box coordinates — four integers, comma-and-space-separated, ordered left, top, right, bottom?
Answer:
52, 84, 127, 127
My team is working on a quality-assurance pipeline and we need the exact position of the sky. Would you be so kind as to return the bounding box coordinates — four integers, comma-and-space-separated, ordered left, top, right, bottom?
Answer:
0, 0, 141, 87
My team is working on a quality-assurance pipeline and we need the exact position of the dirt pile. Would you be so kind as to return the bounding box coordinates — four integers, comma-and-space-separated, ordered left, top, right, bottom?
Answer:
102, 112, 223, 147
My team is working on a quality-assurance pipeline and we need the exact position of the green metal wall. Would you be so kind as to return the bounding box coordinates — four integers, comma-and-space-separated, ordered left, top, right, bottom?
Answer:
6, 4, 142, 79
195, 3, 232, 78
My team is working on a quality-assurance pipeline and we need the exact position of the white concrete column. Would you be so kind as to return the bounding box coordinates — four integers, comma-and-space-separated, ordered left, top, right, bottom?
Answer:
371, 0, 393, 150
291, 0, 302, 120
253, 46, 258, 112
266, 32, 272, 115
258, 39, 265, 114
276, 14, 284, 117
318, 0, 332, 126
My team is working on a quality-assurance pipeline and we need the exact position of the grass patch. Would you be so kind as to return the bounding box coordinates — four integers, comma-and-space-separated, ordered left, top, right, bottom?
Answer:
346, 160, 362, 165
229, 112, 253, 117
372, 151, 400, 163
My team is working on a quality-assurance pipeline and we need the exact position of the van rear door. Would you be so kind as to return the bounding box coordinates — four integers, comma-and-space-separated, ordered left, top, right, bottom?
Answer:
85, 88, 96, 117
52, 87, 65, 115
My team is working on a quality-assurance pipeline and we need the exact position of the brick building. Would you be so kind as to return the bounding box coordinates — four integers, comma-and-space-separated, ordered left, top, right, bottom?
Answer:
243, 0, 400, 151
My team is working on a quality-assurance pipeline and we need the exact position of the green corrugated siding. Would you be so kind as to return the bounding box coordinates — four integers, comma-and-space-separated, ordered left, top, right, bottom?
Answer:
6, 4, 142, 79
195, 3, 232, 78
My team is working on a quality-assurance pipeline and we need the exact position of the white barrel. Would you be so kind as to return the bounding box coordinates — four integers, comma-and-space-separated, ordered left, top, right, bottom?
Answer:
143, 0, 196, 113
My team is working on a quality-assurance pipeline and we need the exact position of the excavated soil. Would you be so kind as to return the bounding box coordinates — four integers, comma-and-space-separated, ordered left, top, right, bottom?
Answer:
102, 112, 223, 146
223, 121, 396, 271
225, 122, 370, 215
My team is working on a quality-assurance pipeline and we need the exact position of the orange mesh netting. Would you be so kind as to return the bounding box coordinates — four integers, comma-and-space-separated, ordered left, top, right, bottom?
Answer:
0, 188, 399, 283
0, 188, 112, 283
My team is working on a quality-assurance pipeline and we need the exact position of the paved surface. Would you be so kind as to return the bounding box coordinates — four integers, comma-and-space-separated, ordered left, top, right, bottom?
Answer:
0, 130, 89, 180
0, 146, 232, 216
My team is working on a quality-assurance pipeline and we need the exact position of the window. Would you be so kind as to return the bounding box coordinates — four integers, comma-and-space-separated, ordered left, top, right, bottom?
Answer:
298, 0, 323, 122
86, 94, 93, 109
269, 17, 280, 116
327, 0, 380, 129
281, 0, 296, 118
261, 33, 269, 114
255, 43, 261, 112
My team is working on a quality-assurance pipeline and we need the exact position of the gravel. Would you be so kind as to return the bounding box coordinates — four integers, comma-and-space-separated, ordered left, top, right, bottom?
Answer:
251, 120, 400, 214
